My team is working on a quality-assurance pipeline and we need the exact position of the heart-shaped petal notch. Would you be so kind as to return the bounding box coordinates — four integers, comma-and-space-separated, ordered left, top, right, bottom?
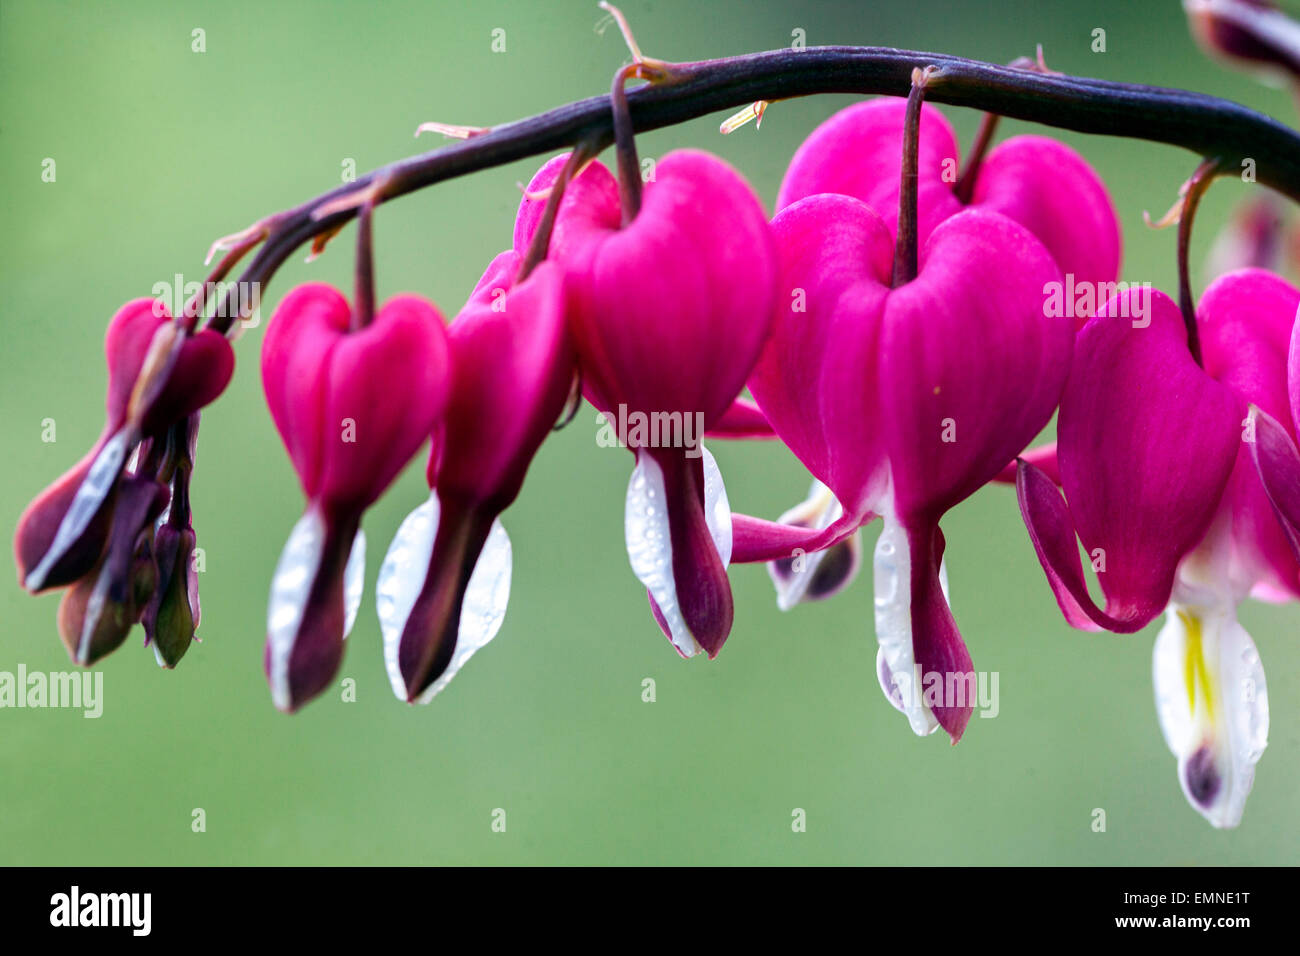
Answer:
777, 98, 1121, 302
261, 283, 450, 711
753, 190, 1070, 740
381, 253, 574, 703
529, 150, 779, 658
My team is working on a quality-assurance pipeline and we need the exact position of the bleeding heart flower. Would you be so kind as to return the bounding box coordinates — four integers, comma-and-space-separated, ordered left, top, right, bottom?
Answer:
777, 98, 1121, 316
261, 283, 450, 711
376, 248, 573, 704
16, 299, 233, 595
1020, 274, 1300, 826
14, 300, 232, 670
749, 192, 1072, 741
519, 150, 778, 660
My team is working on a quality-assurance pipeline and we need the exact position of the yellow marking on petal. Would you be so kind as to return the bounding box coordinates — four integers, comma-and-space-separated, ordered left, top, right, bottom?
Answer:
1178, 610, 1216, 722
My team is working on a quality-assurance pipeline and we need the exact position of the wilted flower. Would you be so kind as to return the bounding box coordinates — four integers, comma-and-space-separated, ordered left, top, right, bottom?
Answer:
15, 299, 233, 665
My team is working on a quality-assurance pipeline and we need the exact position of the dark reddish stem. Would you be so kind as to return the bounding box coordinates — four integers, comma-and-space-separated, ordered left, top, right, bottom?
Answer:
515, 140, 601, 283
894, 67, 939, 288
1178, 157, 1221, 367
352, 201, 376, 331
955, 111, 999, 204
203, 45, 1300, 333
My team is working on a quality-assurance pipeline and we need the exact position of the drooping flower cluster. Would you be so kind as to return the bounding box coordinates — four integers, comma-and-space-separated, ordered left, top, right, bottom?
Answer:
15, 52, 1300, 832
16, 301, 233, 667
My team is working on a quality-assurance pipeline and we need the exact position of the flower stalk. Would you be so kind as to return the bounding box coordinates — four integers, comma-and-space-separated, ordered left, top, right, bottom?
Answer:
202, 45, 1300, 332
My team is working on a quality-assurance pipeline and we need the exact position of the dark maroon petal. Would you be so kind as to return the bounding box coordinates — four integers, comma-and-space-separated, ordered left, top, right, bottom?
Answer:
56, 475, 168, 665
906, 519, 974, 741
394, 498, 496, 701
142, 524, 198, 668
265, 509, 362, 712
649, 448, 733, 659
14, 434, 120, 592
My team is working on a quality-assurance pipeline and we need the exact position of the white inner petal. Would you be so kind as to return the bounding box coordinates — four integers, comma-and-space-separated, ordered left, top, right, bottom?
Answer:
872, 498, 941, 737
376, 492, 512, 704
27, 429, 131, 591
415, 519, 511, 705
1153, 598, 1269, 829
342, 529, 366, 639
266, 508, 326, 712
624, 445, 731, 658
770, 480, 841, 611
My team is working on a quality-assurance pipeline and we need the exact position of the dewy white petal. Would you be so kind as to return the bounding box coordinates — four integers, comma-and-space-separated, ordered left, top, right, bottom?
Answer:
624, 445, 731, 659
376, 492, 512, 704
872, 497, 941, 737
26, 428, 131, 591
378, 494, 439, 700
768, 479, 842, 611
342, 529, 365, 639
266, 508, 326, 712
1153, 598, 1268, 829
415, 518, 511, 705
701, 445, 733, 567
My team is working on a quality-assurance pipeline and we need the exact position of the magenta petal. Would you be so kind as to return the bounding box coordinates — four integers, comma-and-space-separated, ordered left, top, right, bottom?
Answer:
320, 295, 451, 509
972, 135, 1121, 293
1201, 268, 1298, 430
562, 150, 776, 429
1251, 406, 1300, 564
263, 284, 451, 510
749, 193, 894, 518
438, 259, 574, 510
730, 510, 865, 563
993, 442, 1059, 485
513, 154, 621, 260
261, 284, 349, 499
1016, 459, 1117, 631
776, 98, 963, 244
881, 209, 1071, 521
1034, 289, 1242, 629
1200, 269, 1300, 598
706, 397, 776, 439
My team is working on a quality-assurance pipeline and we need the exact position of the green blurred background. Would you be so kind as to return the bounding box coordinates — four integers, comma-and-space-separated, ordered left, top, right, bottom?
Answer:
2, 0, 1298, 865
